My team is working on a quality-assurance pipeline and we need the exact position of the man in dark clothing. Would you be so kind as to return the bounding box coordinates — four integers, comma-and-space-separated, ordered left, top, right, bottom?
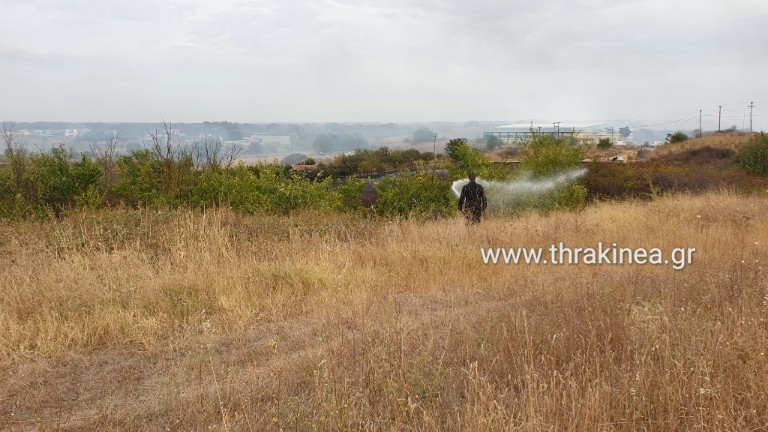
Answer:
458, 172, 487, 224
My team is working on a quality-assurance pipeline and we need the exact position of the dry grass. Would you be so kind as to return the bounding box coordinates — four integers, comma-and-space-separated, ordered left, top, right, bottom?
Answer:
1, 193, 767, 430
649, 132, 755, 159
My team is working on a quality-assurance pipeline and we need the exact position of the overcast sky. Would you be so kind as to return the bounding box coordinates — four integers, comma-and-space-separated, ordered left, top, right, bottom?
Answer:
1, 0, 766, 128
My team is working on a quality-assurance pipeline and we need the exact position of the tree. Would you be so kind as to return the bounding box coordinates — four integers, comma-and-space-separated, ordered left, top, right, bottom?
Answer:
2, 123, 28, 190
90, 132, 121, 187
597, 138, 612, 149
146, 122, 196, 205
486, 135, 502, 151
665, 131, 689, 144
194, 136, 243, 172
445, 138, 467, 161
619, 127, 631, 139
520, 134, 585, 176
412, 127, 436, 143
445, 138, 488, 176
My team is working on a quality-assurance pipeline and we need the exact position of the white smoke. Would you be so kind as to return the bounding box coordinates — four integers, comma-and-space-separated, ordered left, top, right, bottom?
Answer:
451, 168, 587, 212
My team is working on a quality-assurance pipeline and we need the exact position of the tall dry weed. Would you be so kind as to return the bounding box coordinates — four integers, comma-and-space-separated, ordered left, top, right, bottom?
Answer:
1, 192, 766, 430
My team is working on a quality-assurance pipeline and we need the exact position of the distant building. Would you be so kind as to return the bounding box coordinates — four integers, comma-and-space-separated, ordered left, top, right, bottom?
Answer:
484, 123, 606, 145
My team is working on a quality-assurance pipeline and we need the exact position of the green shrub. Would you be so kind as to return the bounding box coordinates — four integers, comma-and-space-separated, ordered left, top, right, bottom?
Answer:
520, 134, 585, 176
597, 138, 612, 149
0, 146, 103, 218
736, 132, 768, 175
336, 176, 368, 213
445, 138, 489, 177
193, 163, 349, 215
115, 150, 162, 206
666, 131, 689, 144
483, 179, 587, 217
114, 149, 196, 208
374, 172, 454, 218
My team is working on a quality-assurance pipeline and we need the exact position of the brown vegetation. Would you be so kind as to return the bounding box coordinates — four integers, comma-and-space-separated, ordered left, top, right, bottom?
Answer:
649, 132, 755, 160
1, 193, 767, 430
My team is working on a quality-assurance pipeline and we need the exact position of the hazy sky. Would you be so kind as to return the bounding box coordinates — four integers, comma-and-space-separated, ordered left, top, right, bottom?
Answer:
1, 0, 766, 127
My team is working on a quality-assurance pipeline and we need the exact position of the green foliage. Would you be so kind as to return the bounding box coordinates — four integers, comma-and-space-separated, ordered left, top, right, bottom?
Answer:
336, 177, 368, 212
666, 131, 689, 144
597, 138, 612, 149
321, 147, 431, 177
445, 138, 489, 177
115, 150, 162, 206
0, 145, 102, 218
520, 133, 585, 176
483, 177, 587, 218
192, 163, 351, 215
736, 132, 768, 175
114, 148, 195, 207
374, 172, 454, 219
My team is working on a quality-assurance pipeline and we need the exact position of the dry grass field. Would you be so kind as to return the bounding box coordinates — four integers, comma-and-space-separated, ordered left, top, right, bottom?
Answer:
1, 192, 767, 430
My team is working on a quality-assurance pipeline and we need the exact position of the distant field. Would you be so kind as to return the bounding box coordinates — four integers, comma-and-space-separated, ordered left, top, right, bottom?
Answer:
1, 192, 767, 430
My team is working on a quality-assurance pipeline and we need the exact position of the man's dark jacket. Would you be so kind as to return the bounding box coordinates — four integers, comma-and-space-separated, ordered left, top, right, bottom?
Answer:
458, 181, 487, 212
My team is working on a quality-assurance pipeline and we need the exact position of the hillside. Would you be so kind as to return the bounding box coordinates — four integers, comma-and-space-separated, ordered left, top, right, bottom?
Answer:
489, 132, 759, 163
648, 132, 756, 159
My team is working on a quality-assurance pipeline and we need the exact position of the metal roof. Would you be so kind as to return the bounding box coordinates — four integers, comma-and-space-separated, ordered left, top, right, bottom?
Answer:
498, 123, 605, 130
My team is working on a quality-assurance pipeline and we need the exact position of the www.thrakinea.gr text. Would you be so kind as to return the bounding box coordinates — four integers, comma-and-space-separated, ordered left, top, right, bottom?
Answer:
481, 242, 697, 270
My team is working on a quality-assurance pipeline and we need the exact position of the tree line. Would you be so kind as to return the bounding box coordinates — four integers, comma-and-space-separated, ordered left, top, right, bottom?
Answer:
0, 125, 594, 220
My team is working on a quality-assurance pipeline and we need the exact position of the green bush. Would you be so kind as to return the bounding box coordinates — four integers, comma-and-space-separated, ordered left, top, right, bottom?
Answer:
483, 179, 587, 218
597, 138, 612, 149
445, 138, 489, 177
115, 150, 162, 206
736, 132, 768, 175
320, 147, 432, 177
666, 131, 689, 144
114, 149, 196, 208
374, 172, 454, 218
520, 134, 585, 176
192, 163, 354, 215
6, 146, 102, 217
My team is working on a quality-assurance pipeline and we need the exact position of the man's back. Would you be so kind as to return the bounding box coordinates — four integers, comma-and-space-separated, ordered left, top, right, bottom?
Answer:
459, 181, 486, 211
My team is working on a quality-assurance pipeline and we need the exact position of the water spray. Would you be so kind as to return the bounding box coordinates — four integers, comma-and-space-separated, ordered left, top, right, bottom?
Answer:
452, 168, 587, 213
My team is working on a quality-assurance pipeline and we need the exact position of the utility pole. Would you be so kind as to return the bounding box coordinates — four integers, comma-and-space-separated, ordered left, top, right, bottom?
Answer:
553, 122, 561, 139
610, 127, 614, 143
699, 110, 702, 137
718, 106, 722, 132
749, 102, 754, 133
433, 133, 437, 161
